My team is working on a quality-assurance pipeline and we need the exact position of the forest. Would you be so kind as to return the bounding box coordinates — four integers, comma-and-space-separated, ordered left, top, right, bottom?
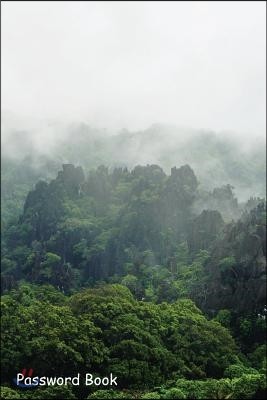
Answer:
2, 0, 266, 397
1, 126, 266, 399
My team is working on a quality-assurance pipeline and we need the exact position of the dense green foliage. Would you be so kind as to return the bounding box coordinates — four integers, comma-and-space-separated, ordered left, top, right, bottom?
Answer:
1, 284, 266, 399
1, 157, 266, 399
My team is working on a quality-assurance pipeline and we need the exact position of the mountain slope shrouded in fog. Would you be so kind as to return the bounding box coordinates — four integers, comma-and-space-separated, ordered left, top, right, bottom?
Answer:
1, 160, 266, 399
2, 123, 266, 226
2, 163, 266, 313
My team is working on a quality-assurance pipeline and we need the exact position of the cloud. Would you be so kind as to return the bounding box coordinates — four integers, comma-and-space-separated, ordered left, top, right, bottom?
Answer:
1, 1, 266, 135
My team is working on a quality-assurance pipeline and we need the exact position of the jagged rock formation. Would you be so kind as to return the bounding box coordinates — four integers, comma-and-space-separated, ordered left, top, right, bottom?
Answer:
2, 163, 265, 320
198, 202, 266, 314
188, 210, 224, 254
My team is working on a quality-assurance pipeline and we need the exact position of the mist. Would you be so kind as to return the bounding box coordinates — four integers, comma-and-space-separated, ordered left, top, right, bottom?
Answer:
2, 1, 266, 136
1, 1, 266, 208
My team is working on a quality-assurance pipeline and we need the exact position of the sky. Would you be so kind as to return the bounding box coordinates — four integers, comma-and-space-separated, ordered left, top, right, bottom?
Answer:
1, 1, 266, 136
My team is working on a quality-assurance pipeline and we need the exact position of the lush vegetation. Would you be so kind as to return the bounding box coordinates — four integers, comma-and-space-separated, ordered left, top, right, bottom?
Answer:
1, 284, 266, 399
1, 142, 266, 399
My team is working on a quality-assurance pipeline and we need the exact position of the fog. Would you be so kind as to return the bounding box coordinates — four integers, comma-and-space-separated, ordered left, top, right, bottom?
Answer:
2, 1, 266, 136
1, 1, 266, 204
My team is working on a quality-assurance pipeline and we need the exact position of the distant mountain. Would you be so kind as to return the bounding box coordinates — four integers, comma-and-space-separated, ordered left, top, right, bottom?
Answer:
2, 123, 265, 225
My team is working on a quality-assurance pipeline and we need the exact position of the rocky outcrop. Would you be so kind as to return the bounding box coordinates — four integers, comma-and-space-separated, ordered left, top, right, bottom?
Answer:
188, 209, 224, 254
198, 202, 266, 314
